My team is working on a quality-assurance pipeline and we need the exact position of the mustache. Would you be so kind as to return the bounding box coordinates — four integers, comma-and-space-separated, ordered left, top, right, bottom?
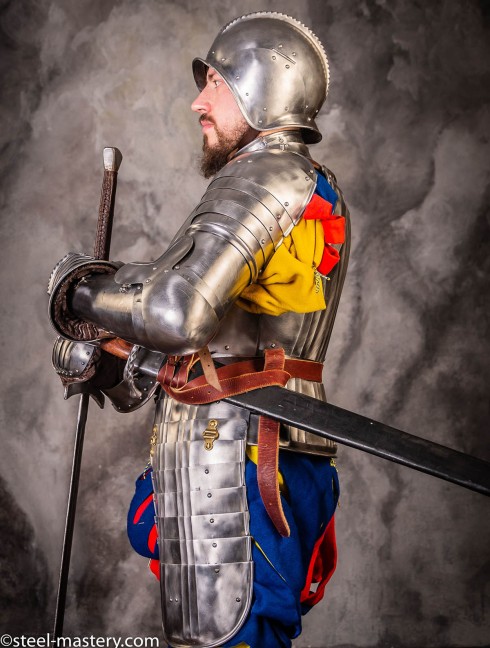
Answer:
200, 114, 215, 125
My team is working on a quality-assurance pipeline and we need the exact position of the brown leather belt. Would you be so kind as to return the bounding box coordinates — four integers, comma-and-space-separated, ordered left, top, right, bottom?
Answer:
158, 348, 323, 537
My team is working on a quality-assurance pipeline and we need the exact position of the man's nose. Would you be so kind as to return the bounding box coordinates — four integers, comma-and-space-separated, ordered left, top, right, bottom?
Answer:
191, 87, 211, 113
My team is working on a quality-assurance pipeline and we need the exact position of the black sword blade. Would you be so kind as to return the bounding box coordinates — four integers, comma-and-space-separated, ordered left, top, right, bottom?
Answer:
225, 387, 490, 496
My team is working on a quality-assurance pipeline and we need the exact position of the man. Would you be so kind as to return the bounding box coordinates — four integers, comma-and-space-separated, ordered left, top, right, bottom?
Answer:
48, 12, 350, 648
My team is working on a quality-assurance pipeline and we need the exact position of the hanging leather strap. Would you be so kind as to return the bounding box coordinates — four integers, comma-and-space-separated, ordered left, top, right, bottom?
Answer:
256, 349, 291, 537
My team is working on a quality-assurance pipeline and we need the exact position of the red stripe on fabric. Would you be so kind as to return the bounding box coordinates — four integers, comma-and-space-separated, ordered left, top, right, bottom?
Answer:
300, 515, 337, 607
148, 523, 158, 553
149, 558, 160, 581
132, 493, 153, 524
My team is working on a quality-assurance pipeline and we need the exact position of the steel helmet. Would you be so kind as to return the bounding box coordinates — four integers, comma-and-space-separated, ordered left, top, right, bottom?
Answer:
192, 12, 330, 144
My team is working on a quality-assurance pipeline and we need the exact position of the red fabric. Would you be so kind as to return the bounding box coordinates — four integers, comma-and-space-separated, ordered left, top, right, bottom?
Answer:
300, 515, 337, 606
149, 558, 160, 580
132, 493, 153, 524
148, 524, 158, 554
303, 193, 346, 276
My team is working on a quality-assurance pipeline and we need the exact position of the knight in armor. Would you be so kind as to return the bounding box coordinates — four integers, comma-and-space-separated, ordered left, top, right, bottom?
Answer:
48, 12, 350, 648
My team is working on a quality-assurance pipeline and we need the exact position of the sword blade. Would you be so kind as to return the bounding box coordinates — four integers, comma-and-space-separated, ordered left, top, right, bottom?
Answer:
225, 387, 490, 496
97, 338, 490, 496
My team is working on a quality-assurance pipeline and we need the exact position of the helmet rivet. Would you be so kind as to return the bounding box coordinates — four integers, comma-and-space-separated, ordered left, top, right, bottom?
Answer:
258, 119, 262, 124
285, 202, 289, 207
211, 51, 215, 54
278, 43, 283, 48
269, 226, 273, 231
236, 76, 240, 80
263, 107, 267, 111
306, 104, 309, 109
272, 55, 276, 60
285, 64, 290, 69
221, 58, 226, 62
292, 52, 297, 56
284, 106, 289, 111
307, 117, 311, 121
245, 92, 249, 96
236, 597, 241, 602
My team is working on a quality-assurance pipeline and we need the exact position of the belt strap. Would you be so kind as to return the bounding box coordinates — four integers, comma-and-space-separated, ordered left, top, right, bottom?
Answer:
158, 348, 323, 537
158, 350, 322, 404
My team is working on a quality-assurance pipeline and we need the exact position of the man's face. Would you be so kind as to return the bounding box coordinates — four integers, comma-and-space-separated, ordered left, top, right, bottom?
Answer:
191, 67, 253, 178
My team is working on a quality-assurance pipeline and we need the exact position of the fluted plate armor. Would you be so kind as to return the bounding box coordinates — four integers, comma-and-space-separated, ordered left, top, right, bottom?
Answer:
152, 397, 253, 648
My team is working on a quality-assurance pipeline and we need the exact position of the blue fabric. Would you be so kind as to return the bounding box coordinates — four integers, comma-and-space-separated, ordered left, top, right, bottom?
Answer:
222, 453, 339, 647
315, 170, 338, 206
128, 454, 339, 648
127, 470, 159, 559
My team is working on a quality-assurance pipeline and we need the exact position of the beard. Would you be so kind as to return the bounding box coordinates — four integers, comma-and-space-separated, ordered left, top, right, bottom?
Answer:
199, 117, 254, 179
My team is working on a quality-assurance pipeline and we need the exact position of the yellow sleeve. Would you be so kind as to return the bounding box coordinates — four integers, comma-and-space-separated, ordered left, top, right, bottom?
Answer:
236, 219, 326, 316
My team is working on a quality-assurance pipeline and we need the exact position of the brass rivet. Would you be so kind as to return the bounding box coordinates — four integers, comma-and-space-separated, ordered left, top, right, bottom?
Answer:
210, 518, 215, 523
236, 597, 241, 602
285, 202, 289, 207
272, 55, 276, 60
207, 493, 212, 498
212, 542, 217, 547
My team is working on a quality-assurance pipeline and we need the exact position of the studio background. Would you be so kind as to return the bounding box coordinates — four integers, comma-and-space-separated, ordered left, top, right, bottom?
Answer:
1, 0, 489, 646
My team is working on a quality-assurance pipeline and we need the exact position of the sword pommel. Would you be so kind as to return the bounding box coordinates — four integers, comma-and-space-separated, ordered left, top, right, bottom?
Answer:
103, 147, 123, 172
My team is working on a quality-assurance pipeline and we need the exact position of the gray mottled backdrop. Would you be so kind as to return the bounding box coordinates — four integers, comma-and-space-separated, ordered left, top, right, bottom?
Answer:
1, 0, 489, 645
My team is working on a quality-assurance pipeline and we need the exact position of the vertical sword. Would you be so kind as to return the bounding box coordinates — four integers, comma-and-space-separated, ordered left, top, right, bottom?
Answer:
53, 148, 123, 638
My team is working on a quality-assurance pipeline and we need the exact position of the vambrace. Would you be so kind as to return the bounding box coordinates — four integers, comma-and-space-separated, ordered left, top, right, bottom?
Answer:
51, 149, 316, 356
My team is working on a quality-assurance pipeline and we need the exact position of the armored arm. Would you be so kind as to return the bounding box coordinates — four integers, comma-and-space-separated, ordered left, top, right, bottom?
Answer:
49, 149, 316, 356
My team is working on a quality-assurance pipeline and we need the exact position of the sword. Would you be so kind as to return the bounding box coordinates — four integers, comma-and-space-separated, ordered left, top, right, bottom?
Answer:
100, 338, 490, 497
53, 148, 122, 638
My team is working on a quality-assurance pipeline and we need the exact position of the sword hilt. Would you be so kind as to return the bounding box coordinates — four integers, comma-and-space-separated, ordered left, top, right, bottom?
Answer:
93, 147, 123, 261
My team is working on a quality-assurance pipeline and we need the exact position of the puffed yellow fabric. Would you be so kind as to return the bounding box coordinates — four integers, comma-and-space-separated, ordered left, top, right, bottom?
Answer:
236, 219, 327, 316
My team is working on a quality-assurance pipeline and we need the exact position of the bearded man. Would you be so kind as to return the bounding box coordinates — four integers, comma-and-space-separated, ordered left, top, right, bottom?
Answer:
49, 12, 350, 648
